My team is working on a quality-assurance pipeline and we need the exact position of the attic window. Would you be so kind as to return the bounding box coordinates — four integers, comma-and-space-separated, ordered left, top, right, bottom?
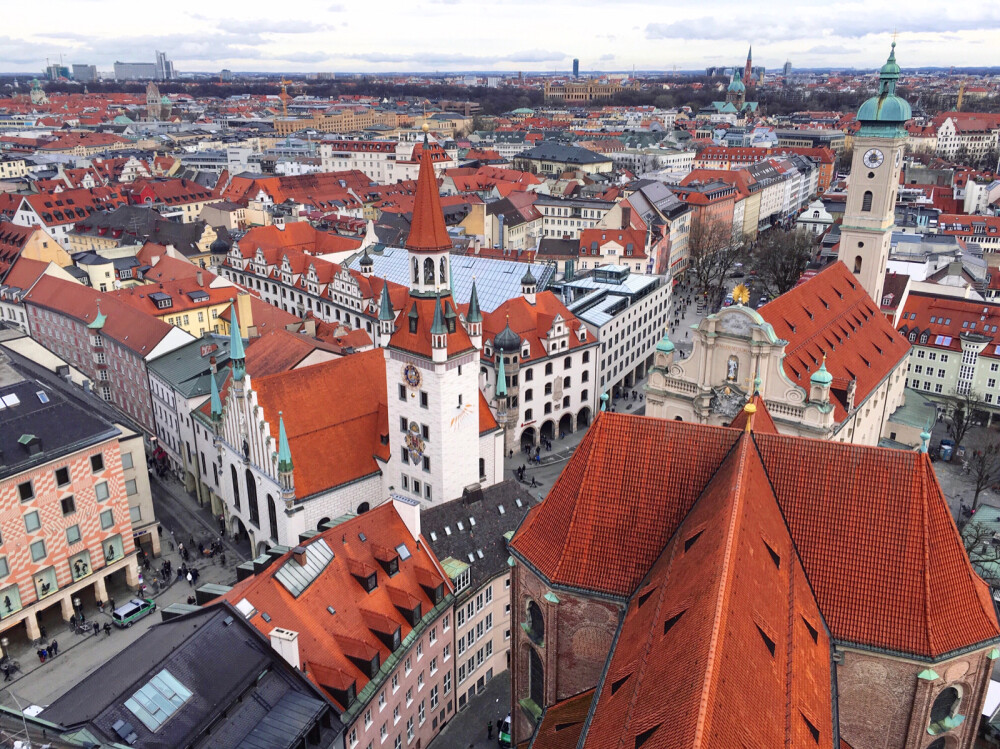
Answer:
663, 610, 685, 635
635, 724, 661, 748
802, 616, 819, 644
611, 674, 630, 695
637, 588, 654, 609
756, 624, 776, 657
763, 540, 780, 569
683, 530, 703, 552
801, 712, 820, 743
395, 543, 411, 561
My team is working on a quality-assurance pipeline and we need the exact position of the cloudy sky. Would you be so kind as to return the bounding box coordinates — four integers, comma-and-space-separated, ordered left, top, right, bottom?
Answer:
4, 0, 999, 74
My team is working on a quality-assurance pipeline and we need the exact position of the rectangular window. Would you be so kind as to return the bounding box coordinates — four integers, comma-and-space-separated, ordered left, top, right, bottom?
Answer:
30, 539, 47, 562
100, 509, 114, 530
0, 557, 8, 578
398, 384, 407, 401
125, 479, 138, 496
66, 524, 82, 545
400, 416, 408, 432
95, 481, 110, 501
90, 454, 104, 472
61, 496, 76, 515
420, 391, 428, 408
444, 672, 451, 695
24, 511, 40, 533
430, 657, 437, 675
17, 481, 34, 502
443, 644, 450, 661
121, 452, 133, 470
422, 456, 430, 472
130, 506, 142, 523
55, 466, 71, 486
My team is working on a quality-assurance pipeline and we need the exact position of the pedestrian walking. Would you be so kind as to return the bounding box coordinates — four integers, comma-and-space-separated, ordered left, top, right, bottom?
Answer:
109, 597, 115, 613
92, 621, 99, 636
2, 663, 10, 682
104, 622, 111, 636
36, 649, 45, 664
487, 720, 493, 740
186, 571, 193, 586
192, 569, 199, 584
50, 640, 58, 656
220, 553, 226, 566
39, 624, 47, 640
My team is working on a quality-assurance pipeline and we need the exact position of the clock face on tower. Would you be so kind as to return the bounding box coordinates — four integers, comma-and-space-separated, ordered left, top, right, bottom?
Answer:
863, 148, 884, 168
402, 363, 421, 389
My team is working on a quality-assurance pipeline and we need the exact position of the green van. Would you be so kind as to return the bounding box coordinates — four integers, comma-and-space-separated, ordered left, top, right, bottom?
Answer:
112, 598, 156, 628
498, 714, 512, 747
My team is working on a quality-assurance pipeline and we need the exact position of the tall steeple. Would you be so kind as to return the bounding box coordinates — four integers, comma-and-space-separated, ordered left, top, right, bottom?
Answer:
228, 301, 246, 381
744, 45, 753, 84
277, 411, 295, 507
210, 368, 223, 422
405, 124, 452, 297
466, 278, 483, 349
378, 280, 394, 347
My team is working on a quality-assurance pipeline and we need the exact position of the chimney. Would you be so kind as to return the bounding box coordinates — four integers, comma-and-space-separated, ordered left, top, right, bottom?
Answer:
236, 290, 253, 339
196, 270, 204, 286
292, 546, 308, 567
391, 495, 421, 541
269, 627, 300, 670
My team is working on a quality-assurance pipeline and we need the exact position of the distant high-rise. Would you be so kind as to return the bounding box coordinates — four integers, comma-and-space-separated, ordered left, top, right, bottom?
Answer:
573, 58, 580, 78
72, 64, 98, 83
114, 61, 157, 80
784, 60, 792, 78
155, 51, 174, 81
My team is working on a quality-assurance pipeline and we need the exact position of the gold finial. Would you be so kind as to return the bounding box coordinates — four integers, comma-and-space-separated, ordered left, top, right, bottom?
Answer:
743, 401, 757, 433
421, 122, 430, 133
732, 283, 750, 306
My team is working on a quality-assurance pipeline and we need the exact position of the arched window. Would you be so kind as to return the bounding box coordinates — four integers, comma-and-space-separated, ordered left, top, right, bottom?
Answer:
439, 256, 447, 284
423, 258, 434, 285
861, 190, 873, 212
926, 740, 946, 749
356, 502, 370, 514
527, 601, 544, 644
528, 647, 544, 709
524, 408, 533, 420
246, 468, 259, 527
230, 465, 241, 510
412, 257, 419, 284
317, 517, 331, 530
929, 687, 962, 734
854, 256, 863, 274
563, 376, 571, 388
267, 494, 277, 542
524, 388, 533, 402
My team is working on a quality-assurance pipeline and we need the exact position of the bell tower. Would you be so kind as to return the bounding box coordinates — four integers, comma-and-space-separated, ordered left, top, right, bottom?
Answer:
838, 42, 910, 304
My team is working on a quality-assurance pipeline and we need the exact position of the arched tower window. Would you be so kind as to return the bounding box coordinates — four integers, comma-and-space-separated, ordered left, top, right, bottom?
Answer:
861, 190, 873, 212
928, 686, 962, 734
439, 256, 447, 284
266, 494, 277, 542
246, 468, 260, 526
528, 647, 544, 710
527, 601, 544, 644
854, 256, 863, 274
230, 465, 241, 510
412, 257, 419, 284
423, 257, 434, 285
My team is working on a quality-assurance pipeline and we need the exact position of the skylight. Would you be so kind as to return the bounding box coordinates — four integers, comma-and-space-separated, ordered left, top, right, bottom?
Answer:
457, 521, 464, 531
395, 543, 412, 561
36, 391, 49, 404
124, 669, 192, 732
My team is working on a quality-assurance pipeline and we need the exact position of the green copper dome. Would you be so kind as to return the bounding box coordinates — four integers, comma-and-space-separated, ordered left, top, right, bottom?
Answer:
857, 42, 911, 137
810, 359, 833, 386
656, 332, 675, 353
727, 70, 745, 93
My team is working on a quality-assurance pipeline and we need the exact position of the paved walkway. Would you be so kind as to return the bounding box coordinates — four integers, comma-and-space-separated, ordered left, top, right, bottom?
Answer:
429, 671, 510, 749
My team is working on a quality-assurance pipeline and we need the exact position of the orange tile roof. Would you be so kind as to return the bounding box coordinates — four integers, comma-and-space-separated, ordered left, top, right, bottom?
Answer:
897, 293, 1000, 358
239, 223, 362, 256
531, 689, 594, 749
758, 262, 910, 421
389, 295, 476, 359
250, 349, 389, 498
479, 390, 499, 434
109, 276, 240, 317
219, 503, 449, 709
726, 393, 778, 434
482, 292, 591, 363
405, 141, 452, 254
0, 222, 40, 278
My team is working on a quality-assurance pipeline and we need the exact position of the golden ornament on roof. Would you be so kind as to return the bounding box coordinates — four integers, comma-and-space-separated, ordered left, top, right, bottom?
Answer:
732, 283, 750, 306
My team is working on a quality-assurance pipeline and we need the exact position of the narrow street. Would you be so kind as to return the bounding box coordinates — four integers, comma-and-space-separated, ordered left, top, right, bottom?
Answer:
428, 672, 510, 749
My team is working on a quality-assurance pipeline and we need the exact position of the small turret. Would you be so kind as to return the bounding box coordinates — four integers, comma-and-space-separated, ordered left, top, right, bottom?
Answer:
466, 278, 483, 349
360, 249, 374, 277
378, 280, 394, 347
521, 267, 537, 304
496, 353, 507, 400
654, 331, 675, 368
229, 302, 247, 396
430, 296, 447, 360
277, 411, 295, 508
809, 356, 833, 405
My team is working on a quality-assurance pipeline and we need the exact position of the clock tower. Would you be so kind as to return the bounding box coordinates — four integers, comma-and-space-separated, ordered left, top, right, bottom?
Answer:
838, 42, 910, 304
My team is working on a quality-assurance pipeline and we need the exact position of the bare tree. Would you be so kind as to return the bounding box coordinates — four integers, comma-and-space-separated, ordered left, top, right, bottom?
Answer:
686, 217, 747, 304
751, 229, 817, 298
947, 388, 984, 448
966, 437, 1000, 512
962, 519, 1000, 587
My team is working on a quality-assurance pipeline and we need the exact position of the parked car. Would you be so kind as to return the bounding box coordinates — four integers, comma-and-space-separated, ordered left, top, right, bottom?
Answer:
112, 598, 156, 628
498, 714, 512, 747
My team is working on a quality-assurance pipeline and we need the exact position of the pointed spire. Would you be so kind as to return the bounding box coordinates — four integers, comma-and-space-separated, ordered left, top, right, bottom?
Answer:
277, 411, 293, 473
378, 280, 394, 321
210, 370, 222, 421
431, 295, 447, 336
467, 278, 483, 323
228, 302, 246, 379
747, 45, 752, 62
405, 134, 451, 254
496, 353, 507, 398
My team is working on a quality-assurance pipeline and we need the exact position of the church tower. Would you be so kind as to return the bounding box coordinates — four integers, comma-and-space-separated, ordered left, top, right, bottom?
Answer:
744, 45, 753, 86
837, 43, 910, 304
385, 126, 482, 504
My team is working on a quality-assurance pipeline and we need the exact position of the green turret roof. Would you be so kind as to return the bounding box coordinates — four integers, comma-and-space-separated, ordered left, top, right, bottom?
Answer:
430, 295, 447, 336
467, 279, 483, 324
229, 302, 246, 379
277, 412, 293, 473
728, 69, 745, 93
655, 332, 675, 353
496, 354, 507, 398
810, 358, 833, 386
856, 42, 911, 137
378, 281, 394, 321
210, 369, 223, 419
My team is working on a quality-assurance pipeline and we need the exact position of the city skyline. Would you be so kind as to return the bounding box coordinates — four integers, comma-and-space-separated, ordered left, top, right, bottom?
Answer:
4, 0, 1000, 74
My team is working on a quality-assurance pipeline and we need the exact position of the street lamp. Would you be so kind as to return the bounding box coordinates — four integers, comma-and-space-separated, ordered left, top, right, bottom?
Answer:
0, 637, 8, 661
73, 597, 81, 616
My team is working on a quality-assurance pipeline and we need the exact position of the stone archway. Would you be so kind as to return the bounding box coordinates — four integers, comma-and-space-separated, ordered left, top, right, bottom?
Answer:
558, 413, 573, 438
255, 540, 270, 557
540, 420, 555, 441
577, 407, 592, 428
520, 427, 537, 450
230, 516, 248, 542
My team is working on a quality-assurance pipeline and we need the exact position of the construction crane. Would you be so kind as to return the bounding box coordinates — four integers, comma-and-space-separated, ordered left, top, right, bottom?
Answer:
279, 78, 293, 118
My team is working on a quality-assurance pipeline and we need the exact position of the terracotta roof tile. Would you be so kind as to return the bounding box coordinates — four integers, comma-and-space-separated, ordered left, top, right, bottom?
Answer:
405, 142, 452, 253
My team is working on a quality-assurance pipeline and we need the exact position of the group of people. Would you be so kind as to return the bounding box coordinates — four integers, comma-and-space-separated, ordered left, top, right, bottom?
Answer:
514, 464, 539, 487
179, 564, 200, 587
35, 640, 58, 663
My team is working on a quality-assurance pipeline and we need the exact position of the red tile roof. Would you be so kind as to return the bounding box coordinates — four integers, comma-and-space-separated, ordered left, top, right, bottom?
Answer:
479, 390, 499, 434
482, 292, 591, 363
531, 689, 594, 749
758, 262, 910, 421
389, 295, 476, 359
405, 140, 452, 254
238, 223, 363, 256
250, 349, 389, 498
220, 503, 449, 710
0, 222, 40, 278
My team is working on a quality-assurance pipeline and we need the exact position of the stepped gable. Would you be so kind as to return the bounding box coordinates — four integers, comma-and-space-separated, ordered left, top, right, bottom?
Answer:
510, 415, 742, 598
755, 432, 1000, 658
584, 431, 834, 747
758, 261, 910, 421
405, 141, 452, 254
